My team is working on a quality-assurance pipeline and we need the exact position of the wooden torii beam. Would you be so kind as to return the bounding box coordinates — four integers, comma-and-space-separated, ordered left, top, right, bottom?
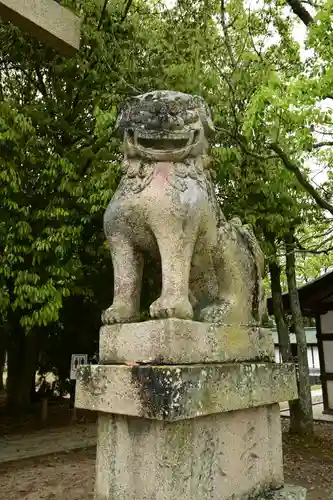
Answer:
0, 0, 80, 56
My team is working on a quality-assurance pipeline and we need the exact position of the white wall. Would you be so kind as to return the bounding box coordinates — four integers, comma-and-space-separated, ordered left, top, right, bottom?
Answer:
307, 346, 320, 370
323, 341, 333, 372
274, 346, 319, 371
312, 346, 320, 371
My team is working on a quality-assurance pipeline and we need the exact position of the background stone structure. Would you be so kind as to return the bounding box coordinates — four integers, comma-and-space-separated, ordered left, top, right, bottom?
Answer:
0, 0, 80, 55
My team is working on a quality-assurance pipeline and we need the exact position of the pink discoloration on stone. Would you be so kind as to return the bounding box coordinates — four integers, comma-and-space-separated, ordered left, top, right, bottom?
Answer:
153, 162, 171, 181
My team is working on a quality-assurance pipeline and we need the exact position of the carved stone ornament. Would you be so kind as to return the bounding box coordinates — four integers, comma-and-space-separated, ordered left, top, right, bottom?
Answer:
102, 90, 265, 326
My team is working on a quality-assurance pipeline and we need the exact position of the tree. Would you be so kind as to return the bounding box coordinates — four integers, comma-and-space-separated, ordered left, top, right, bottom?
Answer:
285, 230, 314, 434
144, 1, 319, 435
0, 0, 139, 406
0, 3, 121, 405
0, 326, 6, 391
0, 0, 225, 407
193, 0, 319, 434
234, 0, 333, 221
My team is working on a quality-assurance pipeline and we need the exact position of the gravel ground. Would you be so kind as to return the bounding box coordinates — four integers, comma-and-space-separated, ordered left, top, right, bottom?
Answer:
0, 420, 332, 500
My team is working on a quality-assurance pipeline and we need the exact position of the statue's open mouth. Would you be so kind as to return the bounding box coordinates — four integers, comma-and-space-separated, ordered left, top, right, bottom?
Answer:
138, 136, 190, 150
126, 129, 201, 158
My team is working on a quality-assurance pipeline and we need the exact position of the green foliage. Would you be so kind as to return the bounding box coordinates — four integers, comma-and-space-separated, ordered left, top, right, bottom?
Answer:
1, 0, 333, 333
0, 0, 213, 330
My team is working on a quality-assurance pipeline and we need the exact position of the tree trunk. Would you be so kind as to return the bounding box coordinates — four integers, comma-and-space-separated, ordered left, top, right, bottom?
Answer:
0, 327, 7, 391
285, 231, 313, 435
0, 350, 5, 391
269, 260, 292, 362
6, 325, 38, 410
268, 253, 301, 429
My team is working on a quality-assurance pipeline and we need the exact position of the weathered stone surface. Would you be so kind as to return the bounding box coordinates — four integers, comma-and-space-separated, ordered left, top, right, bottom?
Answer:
0, 0, 81, 56
102, 90, 266, 327
75, 362, 297, 421
94, 405, 284, 500
99, 319, 275, 363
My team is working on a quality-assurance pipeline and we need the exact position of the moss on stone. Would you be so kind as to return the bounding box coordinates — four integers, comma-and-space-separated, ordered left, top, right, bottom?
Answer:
76, 362, 297, 420
77, 364, 92, 385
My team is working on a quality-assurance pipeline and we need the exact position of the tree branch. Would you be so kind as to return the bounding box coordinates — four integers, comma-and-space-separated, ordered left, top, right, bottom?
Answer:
121, 0, 133, 22
295, 237, 333, 254
298, 228, 333, 246
269, 142, 333, 215
216, 126, 279, 160
35, 66, 48, 99
220, 0, 236, 67
286, 0, 314, 26
98, 0, 109, 30
313, 141, 333, 149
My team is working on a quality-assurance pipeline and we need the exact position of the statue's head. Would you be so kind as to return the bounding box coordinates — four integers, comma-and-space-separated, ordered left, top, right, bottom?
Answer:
116, 90, 214, 162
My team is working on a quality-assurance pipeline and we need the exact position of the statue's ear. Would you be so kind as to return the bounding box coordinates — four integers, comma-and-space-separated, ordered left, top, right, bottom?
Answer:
116, 95, 141, 135
193, 95, 215, 137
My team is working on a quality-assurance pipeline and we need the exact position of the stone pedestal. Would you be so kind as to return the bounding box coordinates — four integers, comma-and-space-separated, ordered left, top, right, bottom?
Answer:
75, 320, 302, 500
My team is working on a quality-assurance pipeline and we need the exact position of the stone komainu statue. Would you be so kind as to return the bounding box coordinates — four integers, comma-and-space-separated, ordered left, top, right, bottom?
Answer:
102, 90, 265, 326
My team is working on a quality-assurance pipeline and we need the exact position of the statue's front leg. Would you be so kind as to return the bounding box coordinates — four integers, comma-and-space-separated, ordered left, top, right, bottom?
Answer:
102, 233, 143, 324
149, 218, 196, 320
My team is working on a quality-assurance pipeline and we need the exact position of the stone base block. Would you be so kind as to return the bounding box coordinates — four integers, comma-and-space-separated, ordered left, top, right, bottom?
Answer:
75, 362, 297, 421
99, 319, 275, 364
94, 405, 283, 500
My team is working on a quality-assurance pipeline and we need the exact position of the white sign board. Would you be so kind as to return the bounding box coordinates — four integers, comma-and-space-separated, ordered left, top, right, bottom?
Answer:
70, 354, 88, 380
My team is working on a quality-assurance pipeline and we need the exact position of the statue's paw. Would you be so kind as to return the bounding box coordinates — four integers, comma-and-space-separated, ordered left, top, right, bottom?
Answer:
199, 300, 232, 323
150, 296, 193, 320
101, 303, 139, 325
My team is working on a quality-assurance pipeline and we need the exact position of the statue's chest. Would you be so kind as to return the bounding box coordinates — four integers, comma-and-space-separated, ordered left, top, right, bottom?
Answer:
115, 160, 209, 198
